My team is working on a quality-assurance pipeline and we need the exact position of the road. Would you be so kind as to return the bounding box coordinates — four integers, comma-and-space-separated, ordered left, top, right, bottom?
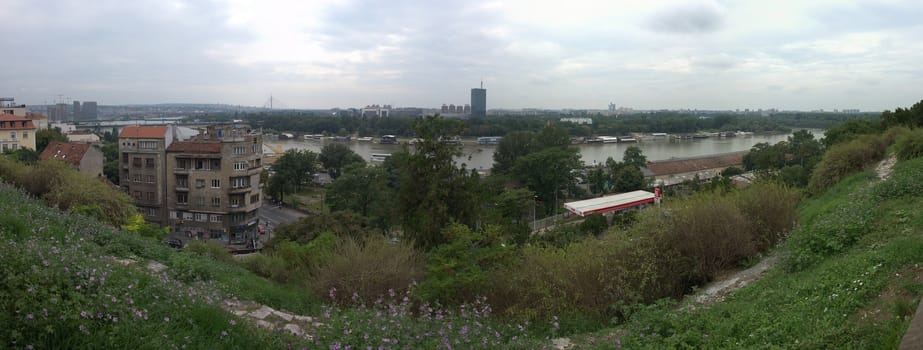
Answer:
259, 201, 308, 227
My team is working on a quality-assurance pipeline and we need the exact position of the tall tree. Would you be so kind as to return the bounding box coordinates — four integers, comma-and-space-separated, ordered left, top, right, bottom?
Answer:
398, 115, 480, 249
622, 146, 647, 169
266, 149, 317, 203
492, 131, 536, 174
35, 128, 67, 153
512, 147, 582, 215
319, 142, 364, 179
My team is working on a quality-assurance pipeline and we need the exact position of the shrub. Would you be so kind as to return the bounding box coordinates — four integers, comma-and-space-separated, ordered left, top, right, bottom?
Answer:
239, 253, 292, 283
310, 235, 423, 304
735, 182, 799, 250
895, 128, 923, 161
782, 190, 874, 271
415, 224, 511, 304
668, 194, 755, 284
808, 134, 888, 194
186, 240, 235, 264
273, 232, 337, 271
579, 214, 609, 236
169, 252, 215, 282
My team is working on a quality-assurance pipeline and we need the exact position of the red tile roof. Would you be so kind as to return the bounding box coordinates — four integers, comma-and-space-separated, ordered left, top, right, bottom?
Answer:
119, 126, 168, 139
38, 141, 92, 166
644, 152, 745, 176
166, 141, 222, 153
26, 113, 48, 119
0, 114, 36, 130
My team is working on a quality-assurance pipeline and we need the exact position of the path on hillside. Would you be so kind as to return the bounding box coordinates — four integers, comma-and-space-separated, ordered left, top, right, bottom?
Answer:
552, 155, 901, 349
114, 258, 321, 342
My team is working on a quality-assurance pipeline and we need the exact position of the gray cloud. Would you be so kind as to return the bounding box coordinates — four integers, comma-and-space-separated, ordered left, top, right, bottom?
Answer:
646, 1, 725, 34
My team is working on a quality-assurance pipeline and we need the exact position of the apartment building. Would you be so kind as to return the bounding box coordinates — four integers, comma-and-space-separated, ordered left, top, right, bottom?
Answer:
165, 126, 263, 246
119, 124, 263, 247
118, 126, 173, 224
0, 113, 37, 152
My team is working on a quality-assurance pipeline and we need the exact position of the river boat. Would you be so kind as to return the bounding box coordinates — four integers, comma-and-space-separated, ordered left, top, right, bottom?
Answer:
379, 135, 398, 144
370, 153, 392, 162
477, 136, 502, 145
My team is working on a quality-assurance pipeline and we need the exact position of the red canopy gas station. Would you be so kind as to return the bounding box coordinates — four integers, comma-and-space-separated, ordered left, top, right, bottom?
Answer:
564, 189, 659, 217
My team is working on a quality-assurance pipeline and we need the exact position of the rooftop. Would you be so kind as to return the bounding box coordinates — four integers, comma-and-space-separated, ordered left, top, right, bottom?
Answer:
38, 141, 93, 166
0, 114, 36, 130
642, 151, 746, 177
119, 126, 169, 139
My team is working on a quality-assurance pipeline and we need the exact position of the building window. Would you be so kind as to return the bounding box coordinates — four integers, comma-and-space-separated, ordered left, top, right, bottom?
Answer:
250, 193, 260, 204
194, 213, 207, 222
211, 179, 220, 188
211, 197, 220, 207
9, 131, 15, 139
132, 157, 142, 167
145, 158, 155, 168
230, 176, 249, 189
233, 146, 246, 155
170, 211, 178, 219
194, 159, 209, 170
209, 215, 223, 223
211, 159, 221, 170
183, 212, 194, 220
22, 132, 28, 139
139, 141, 158, 149
195, 196, 205, 206
145, 207, 157, 216
176, 158, 190, 169
146, 192, 155, 201
144, 175, 155, 184
133, 174, 141, 183
195, 179, 204, 188
229, 196, 242, 207
234, 161, 248, 171
176, 192, 188, 204
132, 191, 141, 199
209, 229, 225, 240
176, 175, 188, 188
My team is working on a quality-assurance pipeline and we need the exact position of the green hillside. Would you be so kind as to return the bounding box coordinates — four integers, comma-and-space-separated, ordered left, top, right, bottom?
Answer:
572, 156, 923, 349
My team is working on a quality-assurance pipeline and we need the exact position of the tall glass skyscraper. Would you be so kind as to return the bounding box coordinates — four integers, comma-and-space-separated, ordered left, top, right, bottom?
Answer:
470, 82, 486, 117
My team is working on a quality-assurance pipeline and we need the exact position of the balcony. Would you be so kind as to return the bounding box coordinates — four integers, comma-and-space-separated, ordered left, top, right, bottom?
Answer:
228, 186, 251, 194
175, 186, 189, 192
173, 168, 189, 174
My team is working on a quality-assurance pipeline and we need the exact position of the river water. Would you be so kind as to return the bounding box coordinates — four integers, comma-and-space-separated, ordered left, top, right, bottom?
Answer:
267, 129, 823, 170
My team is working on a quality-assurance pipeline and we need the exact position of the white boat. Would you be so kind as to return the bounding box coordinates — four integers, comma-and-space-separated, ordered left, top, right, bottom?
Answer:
370, 153, 392, 162
379, 135, 398, 144
357, 137, 374, 142
477, 136, 502, 145
599, 136, 619, 143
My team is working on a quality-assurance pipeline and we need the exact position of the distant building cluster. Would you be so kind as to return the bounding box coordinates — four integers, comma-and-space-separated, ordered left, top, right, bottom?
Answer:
47, 100, 98, 122
441, 103, 471, 114
361, 104, 391, 118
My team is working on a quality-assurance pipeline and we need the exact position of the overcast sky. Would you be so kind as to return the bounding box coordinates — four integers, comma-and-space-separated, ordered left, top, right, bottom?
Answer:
2, 0, 922, 111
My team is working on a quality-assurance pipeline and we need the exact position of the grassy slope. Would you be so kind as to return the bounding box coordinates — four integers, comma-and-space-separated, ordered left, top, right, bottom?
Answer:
575, 158, 923, 349
0, 182, 541, 349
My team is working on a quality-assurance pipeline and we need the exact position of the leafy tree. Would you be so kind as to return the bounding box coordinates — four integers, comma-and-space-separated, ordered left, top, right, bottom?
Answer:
326, 163, 390, 218
622, 146, 647, 169
4, 148, 39, 164
612, 164, 646, 193
513, 147, 582, 215
319, 142, 364, 179
742, 142, 786, 171
579, 214, 609, 236
35, 128, 68, 153
822, 118, 881, 148
587, 166, 608, 194
787, 129, 822, 168
266, 149, 317, 203
492, 131, 536, 174
101, 142, 120, 183
721, 166, 744, 177
398, 115, 480, 249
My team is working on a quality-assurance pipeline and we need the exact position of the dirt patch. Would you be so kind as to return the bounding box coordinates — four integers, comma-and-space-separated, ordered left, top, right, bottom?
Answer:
690, 255, 780, 306
855, 265, 923, 325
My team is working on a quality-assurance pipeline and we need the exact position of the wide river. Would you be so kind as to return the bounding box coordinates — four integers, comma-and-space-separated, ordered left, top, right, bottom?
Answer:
267, 129, 823, 170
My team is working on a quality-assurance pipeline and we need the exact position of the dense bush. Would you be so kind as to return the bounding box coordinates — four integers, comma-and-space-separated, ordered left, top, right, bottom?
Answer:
895, 128, 923, 161
0, 157, 136, 226
579, 214, 609, 236
186, 240, 235, 264
487, 185, 799, 321
808, 134, 888, 194
310, 235, 424, 304
415, 224, 512, 304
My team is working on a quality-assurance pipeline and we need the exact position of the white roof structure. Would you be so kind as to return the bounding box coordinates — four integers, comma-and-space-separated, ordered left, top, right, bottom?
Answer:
564, 190, 656, 217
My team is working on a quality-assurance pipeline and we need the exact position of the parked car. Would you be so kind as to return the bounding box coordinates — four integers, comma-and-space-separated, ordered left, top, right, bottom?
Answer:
164, 238, 184, 249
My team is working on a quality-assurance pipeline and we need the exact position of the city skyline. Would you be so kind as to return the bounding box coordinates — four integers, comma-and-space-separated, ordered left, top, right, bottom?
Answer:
2, 0, 922, 111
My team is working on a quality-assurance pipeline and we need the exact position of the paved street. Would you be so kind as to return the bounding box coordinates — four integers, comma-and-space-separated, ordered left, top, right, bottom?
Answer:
258, 200, 308, 227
